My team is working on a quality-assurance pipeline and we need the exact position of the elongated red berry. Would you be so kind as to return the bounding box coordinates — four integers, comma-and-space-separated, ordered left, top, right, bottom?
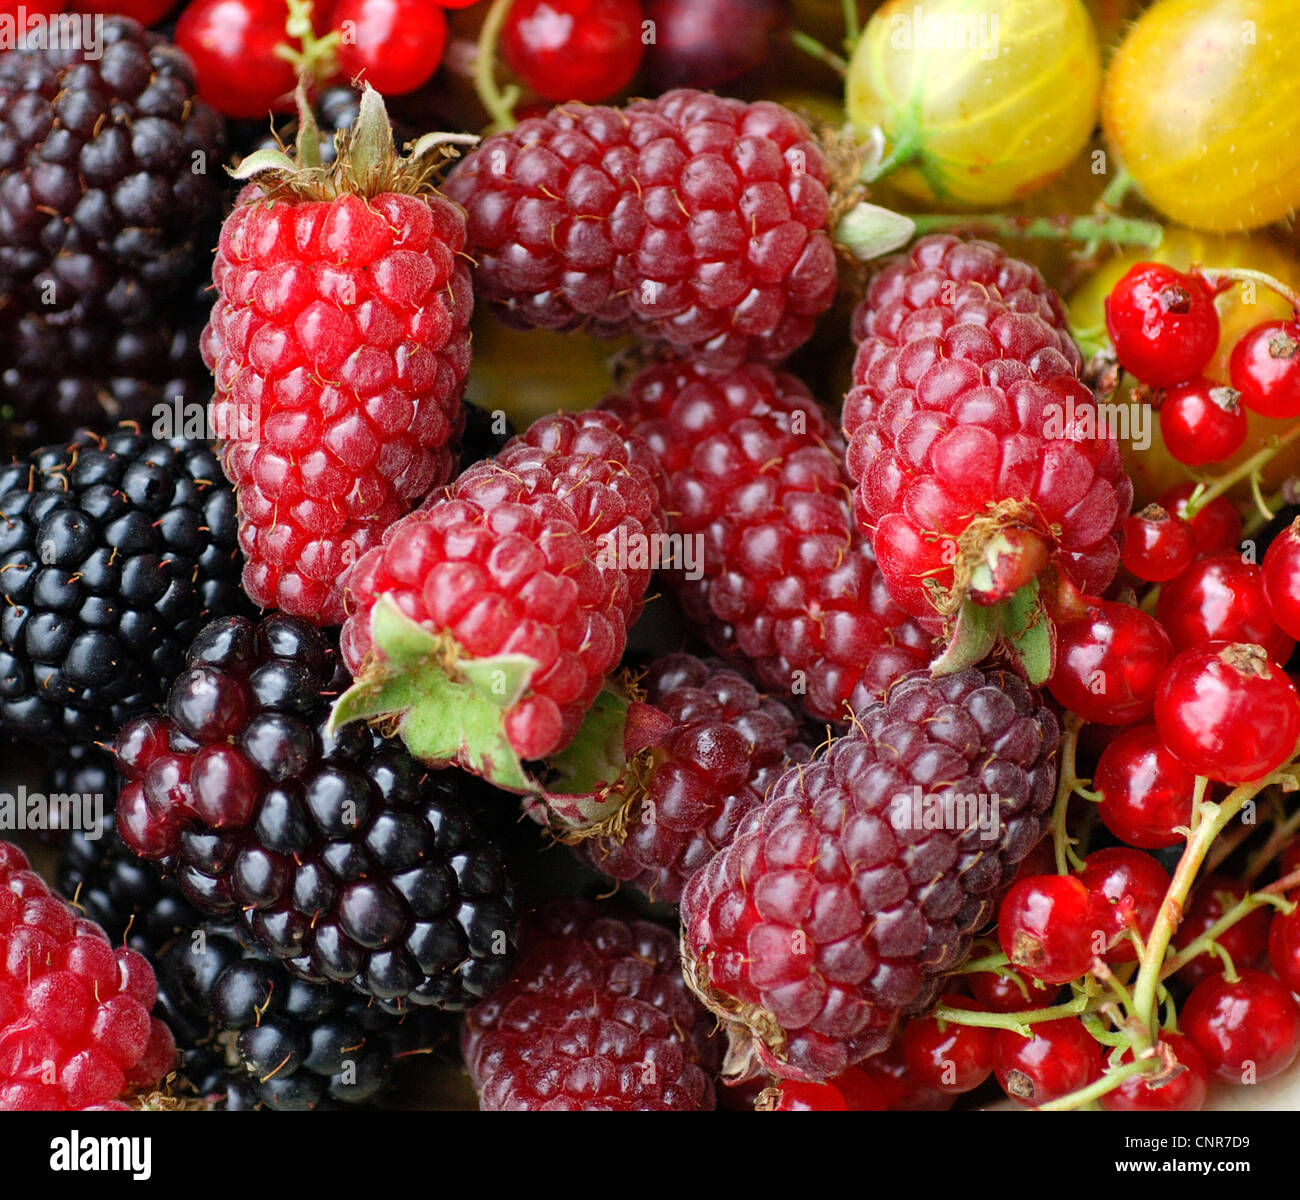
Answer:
445, 90, 838, 369
602, 358, 934, 722
201, 87, 474, 625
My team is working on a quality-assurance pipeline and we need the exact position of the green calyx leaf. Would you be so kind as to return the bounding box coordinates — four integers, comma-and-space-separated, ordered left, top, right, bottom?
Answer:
930, 580, 1055, 686
833, 201, 916, 261
328, 596, 538, 794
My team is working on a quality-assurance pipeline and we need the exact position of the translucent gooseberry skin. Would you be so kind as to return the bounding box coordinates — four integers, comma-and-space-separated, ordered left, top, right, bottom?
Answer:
846, 0, 1101, 206
1103, 0, 1300, 232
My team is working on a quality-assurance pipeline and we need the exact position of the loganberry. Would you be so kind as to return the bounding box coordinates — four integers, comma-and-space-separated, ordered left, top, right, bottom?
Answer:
1048, 600, 1173, 725
998, 875, 1098, 985
1174, 876, 1271, 989
900, 996, 995, 1095
1157, 554, 1294, 666
1120, 505, 1195, 583
1160, 483, 1242, 557
1159, 378, 1248, 467
502, 0, 644, 103
1105, 263, 1220, 388
1230, 319, 1300, 419
1077, 847, 1169, 963
993, 1018, 1103, 1108
1099, 1033, 1209, 1111
1262, 518, 1300, 642
1182, 968, 1300, 1084
1154, 642, 1300, 783
1268, 905, 1300, 994
1093, 723, 1195, 850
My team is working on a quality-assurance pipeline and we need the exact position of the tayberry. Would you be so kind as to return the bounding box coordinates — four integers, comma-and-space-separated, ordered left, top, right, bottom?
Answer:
1048, 600, 1172, 726
1105, 263, 1220, 388
1154, 642, 1300, 783
1078, 847, 1169, 963
1159, 377, 1248, 467
1157, 554, 1294, 665
1121, 505, 1195, 582
502, 0, 644, 103
1094, 723, 1195, 850
993, 1018, 1103, 1108
1182, 968, 1300, 1084
1230, 319, 1300, 419
998, 875, 1098, 985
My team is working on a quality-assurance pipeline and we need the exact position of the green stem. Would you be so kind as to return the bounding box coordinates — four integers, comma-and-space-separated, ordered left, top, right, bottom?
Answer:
842, 0, 861, 48
1184, 423, 1300, 518
862, 135, 921, 184
1051, 714, 1086, 875
932, 991, 1091, 1035
790, 30, 848, 75
473, 0, 522, 132
1163, 870, 1300, 977
1096, 165, 1136, 212
907, 211, 1163, 249
1200, 266, 1300, 315
1243, 806, 1300, 884
1242, 487, 1289, 540
1037, 1057, 1153, 1111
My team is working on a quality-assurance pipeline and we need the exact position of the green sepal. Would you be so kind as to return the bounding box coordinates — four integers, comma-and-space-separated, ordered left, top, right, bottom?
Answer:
1000, 580, 1055, 686
930, 599, 1000, 676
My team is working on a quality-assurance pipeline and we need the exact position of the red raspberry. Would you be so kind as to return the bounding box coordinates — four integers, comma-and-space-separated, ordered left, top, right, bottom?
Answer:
681, 667, 1059, 1082
577, 653, 809, 903
337, 410, 666, 784
0, 843, 175, 1111
201, 87, 474, 625
462, 900, 718, 1110
602, 358, 934, 722
843, 235, 1131, 633
444, 90, 838, 370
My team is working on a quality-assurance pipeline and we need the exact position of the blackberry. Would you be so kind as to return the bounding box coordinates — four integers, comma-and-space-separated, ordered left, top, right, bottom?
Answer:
682, 666, 1060, 1082
115, 614, 522, 1013
157, 924, 449, 1111
54, 746, 200, 957
0, 18, 226, 442
0, 426, 245, 744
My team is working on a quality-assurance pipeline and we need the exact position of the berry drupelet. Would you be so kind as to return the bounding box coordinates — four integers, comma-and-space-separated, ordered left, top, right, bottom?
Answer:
462, 899, 718, 1110
445, 89, 838, 370
682, 666, 1060, 1082
602, 356, 934, 722
157, 924, 449, 1111
0, 426, 245, 744
114, 614, 521, 1013
0, 842, 176, 1110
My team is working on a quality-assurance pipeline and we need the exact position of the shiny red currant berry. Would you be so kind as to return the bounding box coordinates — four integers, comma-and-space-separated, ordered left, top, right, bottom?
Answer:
175, 0, 298, 119
968, 964, 1061, 1013
1121, 504, 1196, 582
1230, 319, 1300, 419
1105, 263, 1220, 388
1157, 554, 1294, 665
1182, 968, 1300, 1083
900, 995, 995, 1095
1094, 723, 1195, 850
768, 1080, 847, 1111
857, 1043, 954, 1111
1174, 875, 1272, 989
1154, 642, 1300, 783
1159, 378, 1248, 467
1160, 483, 1242, 557
1262, 518, 1300, 643
998, 874, 1099, 985
1048, 600, 1173, 726
993, 1018, 1103, 1108
1268, 905, 1300, 995
1099, 1033, 1209, 1112
1078, 847, 1169, 964
502, 0, 645, 103
333, 0, 448, 95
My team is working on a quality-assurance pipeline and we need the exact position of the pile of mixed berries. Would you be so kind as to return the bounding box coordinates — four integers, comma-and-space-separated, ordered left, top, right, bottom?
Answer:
5, 0, 1300, 1115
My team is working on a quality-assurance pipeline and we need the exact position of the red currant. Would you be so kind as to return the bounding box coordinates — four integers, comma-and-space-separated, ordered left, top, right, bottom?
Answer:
1120, 505, 1195, 582
1262, 518, 1300, 642
1230, 319, 1300, 419
833, 1067, 889, 1111
1078, 847, 1169, 963
175, 0, 298, 119
1159, 377, 1248, 467
968, 964, 1061, 1013
1099, 1033, 1209, 1112
1268, 905, 1300, 995
1160, 483, 1242, 557
1174, 875, 1272, 989
502, 0, 645, 104
1105, 263, 1220, 388
1157, 554, 1294, 665
1048, 600, 1172, 726
993, 1018, 1103, 1108
1094, 723, 1195, 850
74, 0, 175, 21
641, 0, 782, 90
856, 1043, 954, 1111
998, 874, 1098, 984
769, 1080, 848, 1111
1154, 642, 1300, 783
333, 0, 447, 96
900, 995, 995, 1095
1182, 967, 1300, 1083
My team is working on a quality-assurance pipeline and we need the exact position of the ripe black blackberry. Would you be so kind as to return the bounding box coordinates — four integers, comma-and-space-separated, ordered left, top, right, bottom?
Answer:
157, 924, 451, 1111
0, 426, 245, 743
115, 614, 522, 1013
